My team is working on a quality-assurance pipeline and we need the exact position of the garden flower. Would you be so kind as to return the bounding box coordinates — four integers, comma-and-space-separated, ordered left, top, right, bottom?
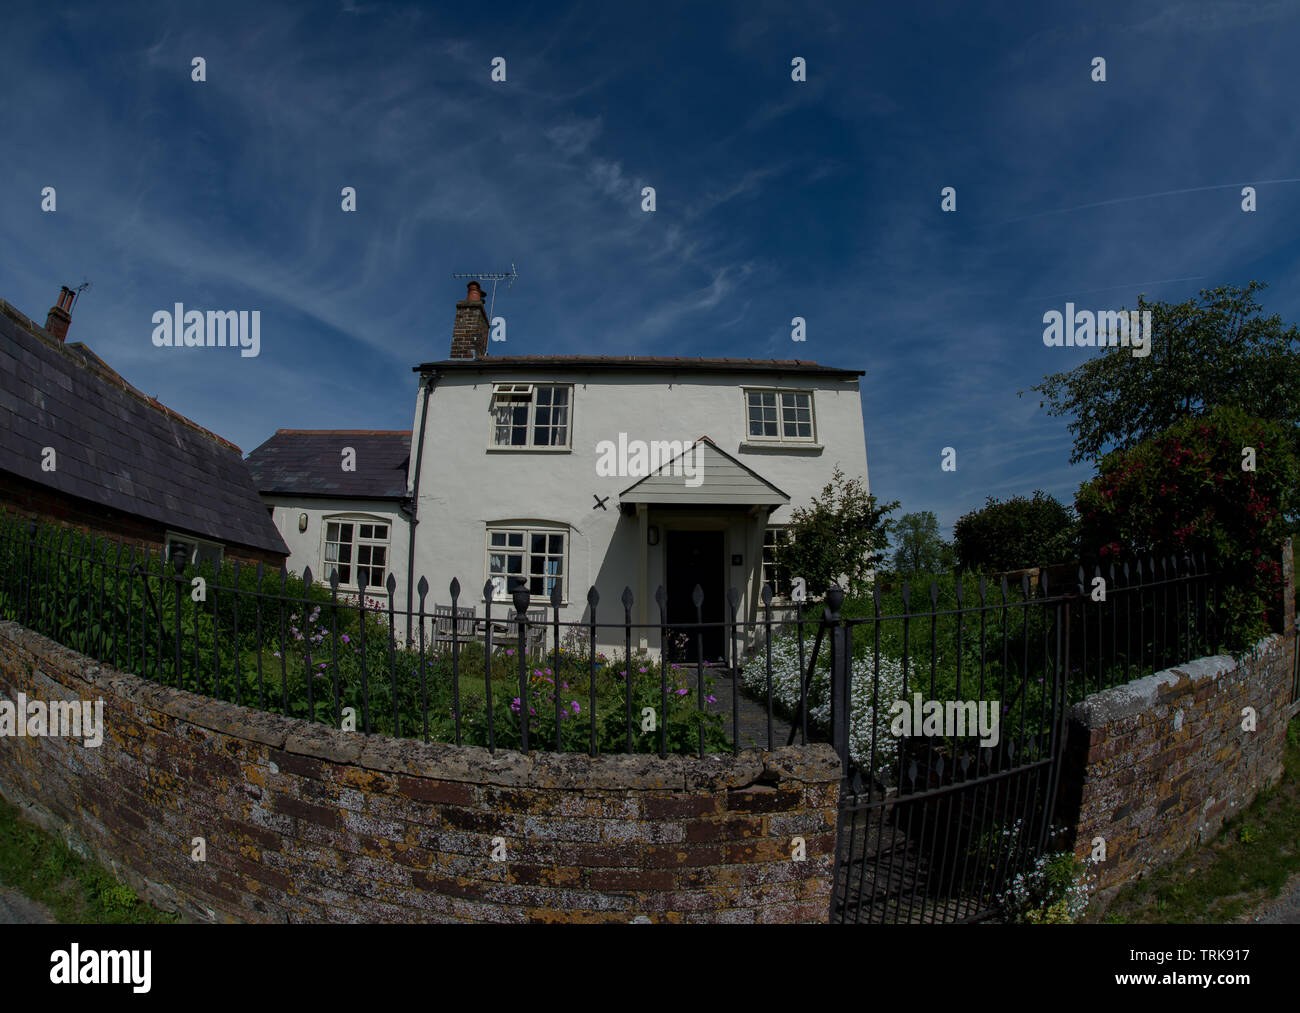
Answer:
638, 667, 647, 673
341, 634, 350, 644
677, 688, 688, 696
571, 701, 581, 715
706, 695, 716, 704
272, 651, 281, 658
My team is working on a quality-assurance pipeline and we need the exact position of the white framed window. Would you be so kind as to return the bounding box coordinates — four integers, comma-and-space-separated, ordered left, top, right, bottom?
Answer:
164, 531, 224, 569
490, 383, 571, 448
762, 526, 792, 600
322, 516, 390, 591
486, 526, 567, 601
745, 389, 815, 442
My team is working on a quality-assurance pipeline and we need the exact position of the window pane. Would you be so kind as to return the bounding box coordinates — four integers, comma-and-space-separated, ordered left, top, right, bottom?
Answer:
507, 556, 523, 574
490, 553, 507, 574
340, 524, 353, 540
372, 547, 385, 566
508, 532, 523, 547
374, 525, 387, 539
491, 532, 506, 547
360, 524, 373, 539
548, 534, 563, 554
532, 533, 546, 554
338, 545, 352, 564
326, 522, 339, 541
358, 545, 372, 565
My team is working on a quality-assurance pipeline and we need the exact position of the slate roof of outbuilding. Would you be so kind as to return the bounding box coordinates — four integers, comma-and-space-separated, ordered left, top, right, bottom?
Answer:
0, 299, 289, 557
245, 430, 412, 500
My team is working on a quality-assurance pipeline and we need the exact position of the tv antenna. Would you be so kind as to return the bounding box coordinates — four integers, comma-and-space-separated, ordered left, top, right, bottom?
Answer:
452, 262, 517, 319
71, 279, 92, 312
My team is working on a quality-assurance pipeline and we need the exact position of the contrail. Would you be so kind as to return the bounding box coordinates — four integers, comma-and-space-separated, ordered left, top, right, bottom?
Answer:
1001, 178, 1300, 225
1020, 276, 1206, 302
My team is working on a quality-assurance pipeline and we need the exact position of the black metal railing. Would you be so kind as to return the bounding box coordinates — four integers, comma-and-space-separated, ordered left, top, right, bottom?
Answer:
0, 512, 1230, 767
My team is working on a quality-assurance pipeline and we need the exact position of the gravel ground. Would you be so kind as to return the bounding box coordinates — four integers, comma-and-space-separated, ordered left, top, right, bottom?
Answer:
0, 887, 56, 924
1248, 872, 1300, 924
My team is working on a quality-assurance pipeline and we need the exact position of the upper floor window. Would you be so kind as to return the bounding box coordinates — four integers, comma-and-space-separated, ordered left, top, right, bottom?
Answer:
746, 389, 815, 442
486, 525, 567, 601
323, 517, 389, 591
490, 383, 571, 448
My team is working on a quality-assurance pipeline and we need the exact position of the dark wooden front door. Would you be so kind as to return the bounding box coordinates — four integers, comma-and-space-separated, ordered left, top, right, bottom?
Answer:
665, 530, 725, 663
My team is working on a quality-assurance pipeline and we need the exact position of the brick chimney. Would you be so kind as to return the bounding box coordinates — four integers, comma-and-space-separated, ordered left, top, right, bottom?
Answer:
449, 280, 490, 359
45, 285, 75, 342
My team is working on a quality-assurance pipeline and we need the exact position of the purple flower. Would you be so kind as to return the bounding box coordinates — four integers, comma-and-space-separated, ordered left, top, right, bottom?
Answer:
706, 695, 716, 704
571, 701, 581, 715
638, 667, 647, 674
272, 651, 281, 658
341, 634, 350, 644
677, 688, 688, 696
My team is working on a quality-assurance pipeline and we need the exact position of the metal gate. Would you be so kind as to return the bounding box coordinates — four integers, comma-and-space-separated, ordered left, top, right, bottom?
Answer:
823, 579, 1071, 924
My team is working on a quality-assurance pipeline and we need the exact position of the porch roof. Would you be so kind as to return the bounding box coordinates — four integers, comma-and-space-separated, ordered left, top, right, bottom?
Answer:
618, 436, 789, 506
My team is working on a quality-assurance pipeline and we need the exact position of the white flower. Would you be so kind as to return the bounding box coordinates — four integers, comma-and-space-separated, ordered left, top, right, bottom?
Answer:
743, 634, 905, 782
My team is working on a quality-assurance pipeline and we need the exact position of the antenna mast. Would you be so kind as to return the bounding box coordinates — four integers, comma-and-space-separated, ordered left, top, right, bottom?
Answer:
451, 262, 517, 319
71, 279, 92, 312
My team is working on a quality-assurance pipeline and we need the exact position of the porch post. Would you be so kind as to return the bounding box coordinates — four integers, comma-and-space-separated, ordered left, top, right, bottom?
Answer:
637, 502, 649, 650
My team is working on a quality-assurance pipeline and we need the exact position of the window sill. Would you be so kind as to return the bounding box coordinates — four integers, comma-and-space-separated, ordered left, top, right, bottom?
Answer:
485, 446, 573, 453
738, 441, 823, 453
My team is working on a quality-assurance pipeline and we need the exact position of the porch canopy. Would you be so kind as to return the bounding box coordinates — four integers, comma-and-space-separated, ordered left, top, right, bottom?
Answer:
617, 438, 789, 644
617, 436, 789, 509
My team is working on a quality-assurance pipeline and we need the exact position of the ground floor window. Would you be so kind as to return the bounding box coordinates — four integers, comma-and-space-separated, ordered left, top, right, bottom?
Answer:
323, 517, 389, 590
164, 531, 224, 569
762, 526, 792, 600
486, 526, 566, 600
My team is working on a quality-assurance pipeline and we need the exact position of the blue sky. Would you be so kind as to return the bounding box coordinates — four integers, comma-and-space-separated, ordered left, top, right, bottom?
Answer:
4, 0, 1299, 542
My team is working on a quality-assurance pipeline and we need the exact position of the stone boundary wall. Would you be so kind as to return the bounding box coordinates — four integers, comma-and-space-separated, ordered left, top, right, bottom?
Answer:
0, 622, 840, 923
1061, 540, 1297, 906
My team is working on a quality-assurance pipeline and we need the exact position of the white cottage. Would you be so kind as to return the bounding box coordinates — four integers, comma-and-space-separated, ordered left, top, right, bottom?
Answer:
246, 429, 412, 606
401, 282, 872, 660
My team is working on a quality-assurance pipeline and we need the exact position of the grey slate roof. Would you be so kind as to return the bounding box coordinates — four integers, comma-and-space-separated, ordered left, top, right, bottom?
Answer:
412, 356, 864, 378
0, 301, 289, 557
246, 430, 411, 500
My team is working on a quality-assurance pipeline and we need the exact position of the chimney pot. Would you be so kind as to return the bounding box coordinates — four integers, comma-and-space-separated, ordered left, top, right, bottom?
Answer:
45, 285, 75, 342
466, 281, 484, 302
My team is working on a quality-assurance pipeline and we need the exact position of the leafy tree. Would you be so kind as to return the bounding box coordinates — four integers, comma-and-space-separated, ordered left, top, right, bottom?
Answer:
1022, 281, 1300, 465
1075, 405, 1299, 649
953, 491, 1077, 573
889, 510, 955, 575
773, 466, 898, 598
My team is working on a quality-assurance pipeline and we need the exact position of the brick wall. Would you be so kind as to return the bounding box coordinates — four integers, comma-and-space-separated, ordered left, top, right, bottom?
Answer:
0, 478, 286, 566
0, 621, 839, 923
1060, 541, 1298, 905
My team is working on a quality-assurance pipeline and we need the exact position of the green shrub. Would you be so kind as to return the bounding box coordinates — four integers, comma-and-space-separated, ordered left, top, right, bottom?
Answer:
1075, 405, 1299, 651
953, 491, 1077, 574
